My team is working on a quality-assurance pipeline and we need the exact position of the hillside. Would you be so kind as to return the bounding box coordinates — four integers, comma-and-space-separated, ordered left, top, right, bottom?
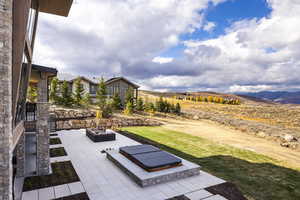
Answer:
139, 90, 300, 149
240, 91, 300, 104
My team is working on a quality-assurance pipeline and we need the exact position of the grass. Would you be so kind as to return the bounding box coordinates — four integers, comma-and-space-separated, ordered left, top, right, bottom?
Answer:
23, 161, 79, 191
50, 138, 62, 145
121, 126, 300, 200
50, 147, 67, 157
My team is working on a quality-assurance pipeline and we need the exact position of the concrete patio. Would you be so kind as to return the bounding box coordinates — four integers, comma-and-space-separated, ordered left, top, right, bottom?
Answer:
22, 129, 228, 200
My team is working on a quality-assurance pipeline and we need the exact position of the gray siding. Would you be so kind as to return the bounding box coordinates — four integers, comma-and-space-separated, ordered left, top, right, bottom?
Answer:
106, 80, 136, 104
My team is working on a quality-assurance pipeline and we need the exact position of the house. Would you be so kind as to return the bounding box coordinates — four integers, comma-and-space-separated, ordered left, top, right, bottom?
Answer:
105, 77, 139, 104
60, 76, 98, 98
0, 1, 73, 200
59, 76, 139, 105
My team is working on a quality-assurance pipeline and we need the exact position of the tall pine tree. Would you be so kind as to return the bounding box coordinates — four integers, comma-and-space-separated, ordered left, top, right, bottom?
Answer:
49, 77, 60, 104
96, 77, 107, 110
61, 80, 73, 107
73, 77, 85, 106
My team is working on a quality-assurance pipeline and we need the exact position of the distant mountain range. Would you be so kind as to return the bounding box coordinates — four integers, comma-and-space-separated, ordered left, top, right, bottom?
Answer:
238, 91, 300, 104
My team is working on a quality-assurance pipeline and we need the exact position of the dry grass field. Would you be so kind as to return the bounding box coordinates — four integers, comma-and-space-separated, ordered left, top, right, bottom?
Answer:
139, 90, 300, 138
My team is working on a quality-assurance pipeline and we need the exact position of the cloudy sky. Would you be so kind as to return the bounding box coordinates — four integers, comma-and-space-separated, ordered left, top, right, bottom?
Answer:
34, 0, 300, 93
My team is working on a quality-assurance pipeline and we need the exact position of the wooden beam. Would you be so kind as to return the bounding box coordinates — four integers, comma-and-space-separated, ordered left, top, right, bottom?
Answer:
31, 2, 39, 51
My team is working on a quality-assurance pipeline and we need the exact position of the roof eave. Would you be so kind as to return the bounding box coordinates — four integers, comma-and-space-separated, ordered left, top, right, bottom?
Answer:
32, 0, 73, 17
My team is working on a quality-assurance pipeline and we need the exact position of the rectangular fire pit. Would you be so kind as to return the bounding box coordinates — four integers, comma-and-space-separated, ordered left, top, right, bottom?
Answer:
107, 149, 200, 187
86, 128, 116, 142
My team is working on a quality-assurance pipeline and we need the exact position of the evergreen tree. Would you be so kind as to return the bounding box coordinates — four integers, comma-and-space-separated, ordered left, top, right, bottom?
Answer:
155, 96, 165, 112
175, 103, 181, 115
49, 77, 60, 104
73, 78, 85, 106
61, 80, 73, 107
82, 93, 91, 106
27, 86, 37, 103
124, 101, 134, 115
125, 88, 134, 105
112, 93, 122, 110
136, 97, 144, 111
96, 77, 107, 110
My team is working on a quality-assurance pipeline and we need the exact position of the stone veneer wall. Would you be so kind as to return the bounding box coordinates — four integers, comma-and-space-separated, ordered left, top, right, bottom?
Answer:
15, 133, 25, 177
0, 0, 13, 199
36, 78, 50, 175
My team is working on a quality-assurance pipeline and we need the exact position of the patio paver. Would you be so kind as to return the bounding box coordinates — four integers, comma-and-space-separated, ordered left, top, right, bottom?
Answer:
54, 184, 71, 198
38, 187, 54, 200
185, 189, 213, 200
68, 182, 85, 195
22, 190, 38, 200
56, 129, 226, 200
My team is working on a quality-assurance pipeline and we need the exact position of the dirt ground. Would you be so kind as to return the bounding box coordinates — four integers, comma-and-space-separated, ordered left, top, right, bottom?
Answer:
151, 116, 300, 169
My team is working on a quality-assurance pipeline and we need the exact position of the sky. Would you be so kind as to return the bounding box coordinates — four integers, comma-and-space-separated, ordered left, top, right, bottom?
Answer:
34, 0, 300, 93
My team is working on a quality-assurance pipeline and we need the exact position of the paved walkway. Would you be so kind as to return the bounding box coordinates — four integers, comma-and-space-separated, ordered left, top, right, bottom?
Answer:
22, 182, 85, 200
56, 129, 226, 200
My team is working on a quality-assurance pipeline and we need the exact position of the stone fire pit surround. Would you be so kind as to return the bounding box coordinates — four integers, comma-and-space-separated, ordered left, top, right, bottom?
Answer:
86, 128, 116, 142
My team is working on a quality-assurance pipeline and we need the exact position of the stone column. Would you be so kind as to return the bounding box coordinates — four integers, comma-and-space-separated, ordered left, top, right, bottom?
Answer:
36, 77, 50, 175
0, 0, 13, 199
15, 133, 25, 177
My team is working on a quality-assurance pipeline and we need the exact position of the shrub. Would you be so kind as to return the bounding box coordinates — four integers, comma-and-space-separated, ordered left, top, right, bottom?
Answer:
82, 93, 91, 106
49, 77, 60, 104
102, 103, 113, 118
175, 103, 181, 115
96, 77, 107, 110
124, 101, 134, 115
156, 97, 165, 112
60, 81, 73, 107
112, 93, 122, 110
73, 78, 85, 106
125, 88, 134, 105
145, 102, 156, 115
27, 86, 37, 103
136, 97, 144, 111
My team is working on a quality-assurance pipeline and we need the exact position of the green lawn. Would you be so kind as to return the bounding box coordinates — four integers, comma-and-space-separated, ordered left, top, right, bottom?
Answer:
121, 126, 300, 200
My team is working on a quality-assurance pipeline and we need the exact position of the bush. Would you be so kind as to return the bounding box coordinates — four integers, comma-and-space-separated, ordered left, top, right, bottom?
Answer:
49, 77, 60, 104
60, 81, 73, 107
125, 88, 134, 105
136, 98, 144, 111
102, 103, 113, 118
145, 102, 156, 115
73, 78, 85, 106
27, 86, 37, 103
124, 101, 134, 115
82, 93, 91, 106
175, 103, 181, 115
96, 77, 107, 110
112, 93, 122, 110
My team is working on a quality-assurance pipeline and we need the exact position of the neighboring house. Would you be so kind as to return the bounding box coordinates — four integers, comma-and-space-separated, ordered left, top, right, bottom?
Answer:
59, 76, 139, 105
59, 76, 98, 97
105, 77, 140, 104
0, 1, 73, 200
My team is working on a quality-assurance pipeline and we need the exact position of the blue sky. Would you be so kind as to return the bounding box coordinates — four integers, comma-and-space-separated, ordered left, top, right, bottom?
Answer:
162, 0, 272, 58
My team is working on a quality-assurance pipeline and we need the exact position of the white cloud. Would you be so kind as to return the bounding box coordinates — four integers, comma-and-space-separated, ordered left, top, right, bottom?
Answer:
228, 85, 274, 93
180, 0, 300, 91
203, 22, 216, 32
34, 0, 300, 92
34, 0, 216, 73
152, 56, 174, 64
